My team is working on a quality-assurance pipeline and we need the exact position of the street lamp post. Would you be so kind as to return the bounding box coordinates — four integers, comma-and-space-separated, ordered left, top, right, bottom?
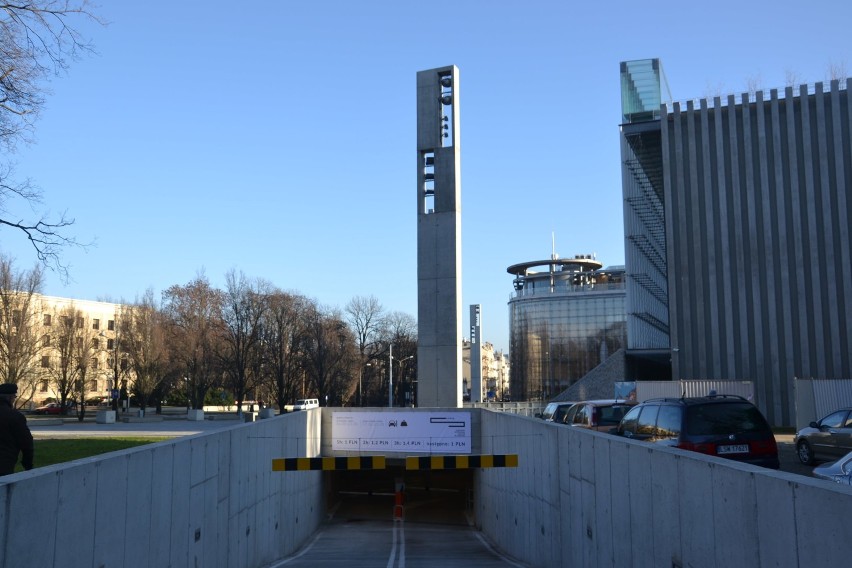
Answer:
388, 343, 414, 408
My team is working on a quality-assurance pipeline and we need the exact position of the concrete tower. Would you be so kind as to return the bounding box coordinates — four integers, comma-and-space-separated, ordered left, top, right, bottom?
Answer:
470, 304, 482, 403
416, 65, 462, 408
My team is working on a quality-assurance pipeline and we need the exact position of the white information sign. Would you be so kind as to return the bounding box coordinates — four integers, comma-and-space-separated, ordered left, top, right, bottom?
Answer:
332, 411, 471, 454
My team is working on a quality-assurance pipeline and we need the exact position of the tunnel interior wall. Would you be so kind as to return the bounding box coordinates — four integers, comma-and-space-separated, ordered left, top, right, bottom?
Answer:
0, 410, 324, 568
475, 410, 852, 567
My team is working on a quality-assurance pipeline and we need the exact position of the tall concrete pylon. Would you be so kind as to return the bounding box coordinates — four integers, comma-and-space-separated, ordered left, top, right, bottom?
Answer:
416, 65, 462, 408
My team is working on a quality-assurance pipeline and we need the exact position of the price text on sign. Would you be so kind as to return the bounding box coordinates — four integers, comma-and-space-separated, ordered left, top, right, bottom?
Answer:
332, 411, 472, 454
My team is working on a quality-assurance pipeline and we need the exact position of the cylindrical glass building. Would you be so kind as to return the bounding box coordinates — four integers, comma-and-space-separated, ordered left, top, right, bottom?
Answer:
507, 254, 626, 401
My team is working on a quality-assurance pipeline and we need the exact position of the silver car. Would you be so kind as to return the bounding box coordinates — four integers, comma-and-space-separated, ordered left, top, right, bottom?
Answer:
795, 407, 852, 465
813, 451, 852, 486
538, 401, 575, 423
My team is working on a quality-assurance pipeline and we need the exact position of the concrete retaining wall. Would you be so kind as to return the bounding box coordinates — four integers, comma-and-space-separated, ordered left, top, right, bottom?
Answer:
0, 410, 324, 568
475, 410, 852, 567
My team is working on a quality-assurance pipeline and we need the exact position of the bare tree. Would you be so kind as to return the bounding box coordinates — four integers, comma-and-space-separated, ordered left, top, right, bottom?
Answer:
261, 290, 309, 411
785, 68, 802, 88
745, 73, 763, 97
0, 255, 44, 406
345, 295, 384, 357
345, 295, 385, 405
44, 303, 92, 414
218, 270, 268, 414
162, 275, 223, 410
702, 80, 726, 100
97, 304, 131, 412
827, 60, 848, 83
379, 311, 417, 406
123, 289, 168, 415
0, 2, 102, 275
381, 311, 417, 344
69, 313, 99, 421
299, 305, 356, 406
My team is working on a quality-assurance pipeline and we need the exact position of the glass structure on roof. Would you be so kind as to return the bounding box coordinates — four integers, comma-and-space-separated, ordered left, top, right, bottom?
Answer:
620, 58, 671, 123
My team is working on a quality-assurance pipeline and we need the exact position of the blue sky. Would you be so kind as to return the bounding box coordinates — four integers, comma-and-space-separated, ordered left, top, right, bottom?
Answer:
3, 0, 851, 354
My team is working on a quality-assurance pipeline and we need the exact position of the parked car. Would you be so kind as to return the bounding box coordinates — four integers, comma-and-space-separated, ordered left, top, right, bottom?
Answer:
561, 399, 637, 431
794, 407, 852, 465
537, 401, 575, 423
812, 450, 852, 486
612, 394, 779, 469
33, 402, 66, 415
293, 398, 319, 411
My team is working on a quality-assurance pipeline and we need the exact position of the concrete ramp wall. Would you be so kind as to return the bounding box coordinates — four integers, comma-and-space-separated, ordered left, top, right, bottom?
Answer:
475, 410, 852, 567
0, 410, 324, 568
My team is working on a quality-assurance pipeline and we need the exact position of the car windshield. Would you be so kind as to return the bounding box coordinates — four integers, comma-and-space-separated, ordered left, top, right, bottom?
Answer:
686, 402, 770, 435
541, 403, 559, 420
597, 405, 631, 426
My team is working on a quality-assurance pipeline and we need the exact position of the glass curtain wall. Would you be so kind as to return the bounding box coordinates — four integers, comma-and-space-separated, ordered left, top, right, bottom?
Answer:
509, 266, 627, 401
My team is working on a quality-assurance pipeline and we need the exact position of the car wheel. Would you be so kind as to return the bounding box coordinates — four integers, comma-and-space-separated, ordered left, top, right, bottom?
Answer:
797, 440, 815, 465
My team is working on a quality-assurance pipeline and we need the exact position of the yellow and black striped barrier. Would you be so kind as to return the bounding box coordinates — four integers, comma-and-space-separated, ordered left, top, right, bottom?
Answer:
272, 456, 387, 472
272, 454, 519, 471
405, 454, 518, 470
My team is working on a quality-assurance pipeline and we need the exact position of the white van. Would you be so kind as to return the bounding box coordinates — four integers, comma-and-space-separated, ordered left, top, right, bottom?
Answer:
293, 398, 319, 411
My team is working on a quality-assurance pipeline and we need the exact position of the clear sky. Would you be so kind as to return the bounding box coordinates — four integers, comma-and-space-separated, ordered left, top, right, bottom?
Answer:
3, 0, 850, 354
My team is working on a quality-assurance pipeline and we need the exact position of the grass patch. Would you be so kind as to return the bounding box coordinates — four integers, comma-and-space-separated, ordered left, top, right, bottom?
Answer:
15, 437, 172, 473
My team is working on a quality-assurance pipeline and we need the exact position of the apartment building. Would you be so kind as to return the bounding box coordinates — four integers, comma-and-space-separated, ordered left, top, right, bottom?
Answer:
462, 339, 510, 401
4, 293, 129, 407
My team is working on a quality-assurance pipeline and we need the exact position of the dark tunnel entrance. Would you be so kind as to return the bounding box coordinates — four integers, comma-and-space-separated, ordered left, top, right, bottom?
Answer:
325, 460, 474, 525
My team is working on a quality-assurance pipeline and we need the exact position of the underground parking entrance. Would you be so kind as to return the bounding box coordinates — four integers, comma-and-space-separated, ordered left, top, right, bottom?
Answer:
325, 458, 475, 525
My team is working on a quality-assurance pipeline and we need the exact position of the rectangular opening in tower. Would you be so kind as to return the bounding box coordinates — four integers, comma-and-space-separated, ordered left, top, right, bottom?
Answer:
439, 72, 453, 148
423, 151, 435, 214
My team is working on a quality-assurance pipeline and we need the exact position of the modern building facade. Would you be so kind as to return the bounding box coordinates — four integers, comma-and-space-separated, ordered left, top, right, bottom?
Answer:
619, 59, 673, 380
416, 65, 463, 408
507, 254, 627, 401
620, 58, 852, 425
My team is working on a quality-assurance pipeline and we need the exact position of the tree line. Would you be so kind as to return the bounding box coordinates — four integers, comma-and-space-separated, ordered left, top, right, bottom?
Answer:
0, 256, 417, 416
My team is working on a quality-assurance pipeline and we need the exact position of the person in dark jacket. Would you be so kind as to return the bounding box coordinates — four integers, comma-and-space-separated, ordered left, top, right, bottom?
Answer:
0, 383, 34, 476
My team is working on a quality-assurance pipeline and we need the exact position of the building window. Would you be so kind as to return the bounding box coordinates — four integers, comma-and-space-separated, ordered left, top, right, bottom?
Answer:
107, 339, 114, 350
120, 358, 128, 371
90, 357, 98, 370
43, 314, 51, 326
40, 379, 48, 392
41, 356, 50, 368
92, 338, 100, 349
108, 319, 115, 331
76, 316, 84, 329
92, 319, 100, 330
42, 334, 51, 347
76, 337, 83, 348
89, 380, 97, 391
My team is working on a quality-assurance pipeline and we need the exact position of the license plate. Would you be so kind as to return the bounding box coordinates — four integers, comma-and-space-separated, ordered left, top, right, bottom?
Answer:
717, 444, 749, 454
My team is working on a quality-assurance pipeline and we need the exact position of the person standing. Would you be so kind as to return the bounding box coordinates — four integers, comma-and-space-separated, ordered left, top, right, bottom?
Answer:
0, 383, 34, 476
